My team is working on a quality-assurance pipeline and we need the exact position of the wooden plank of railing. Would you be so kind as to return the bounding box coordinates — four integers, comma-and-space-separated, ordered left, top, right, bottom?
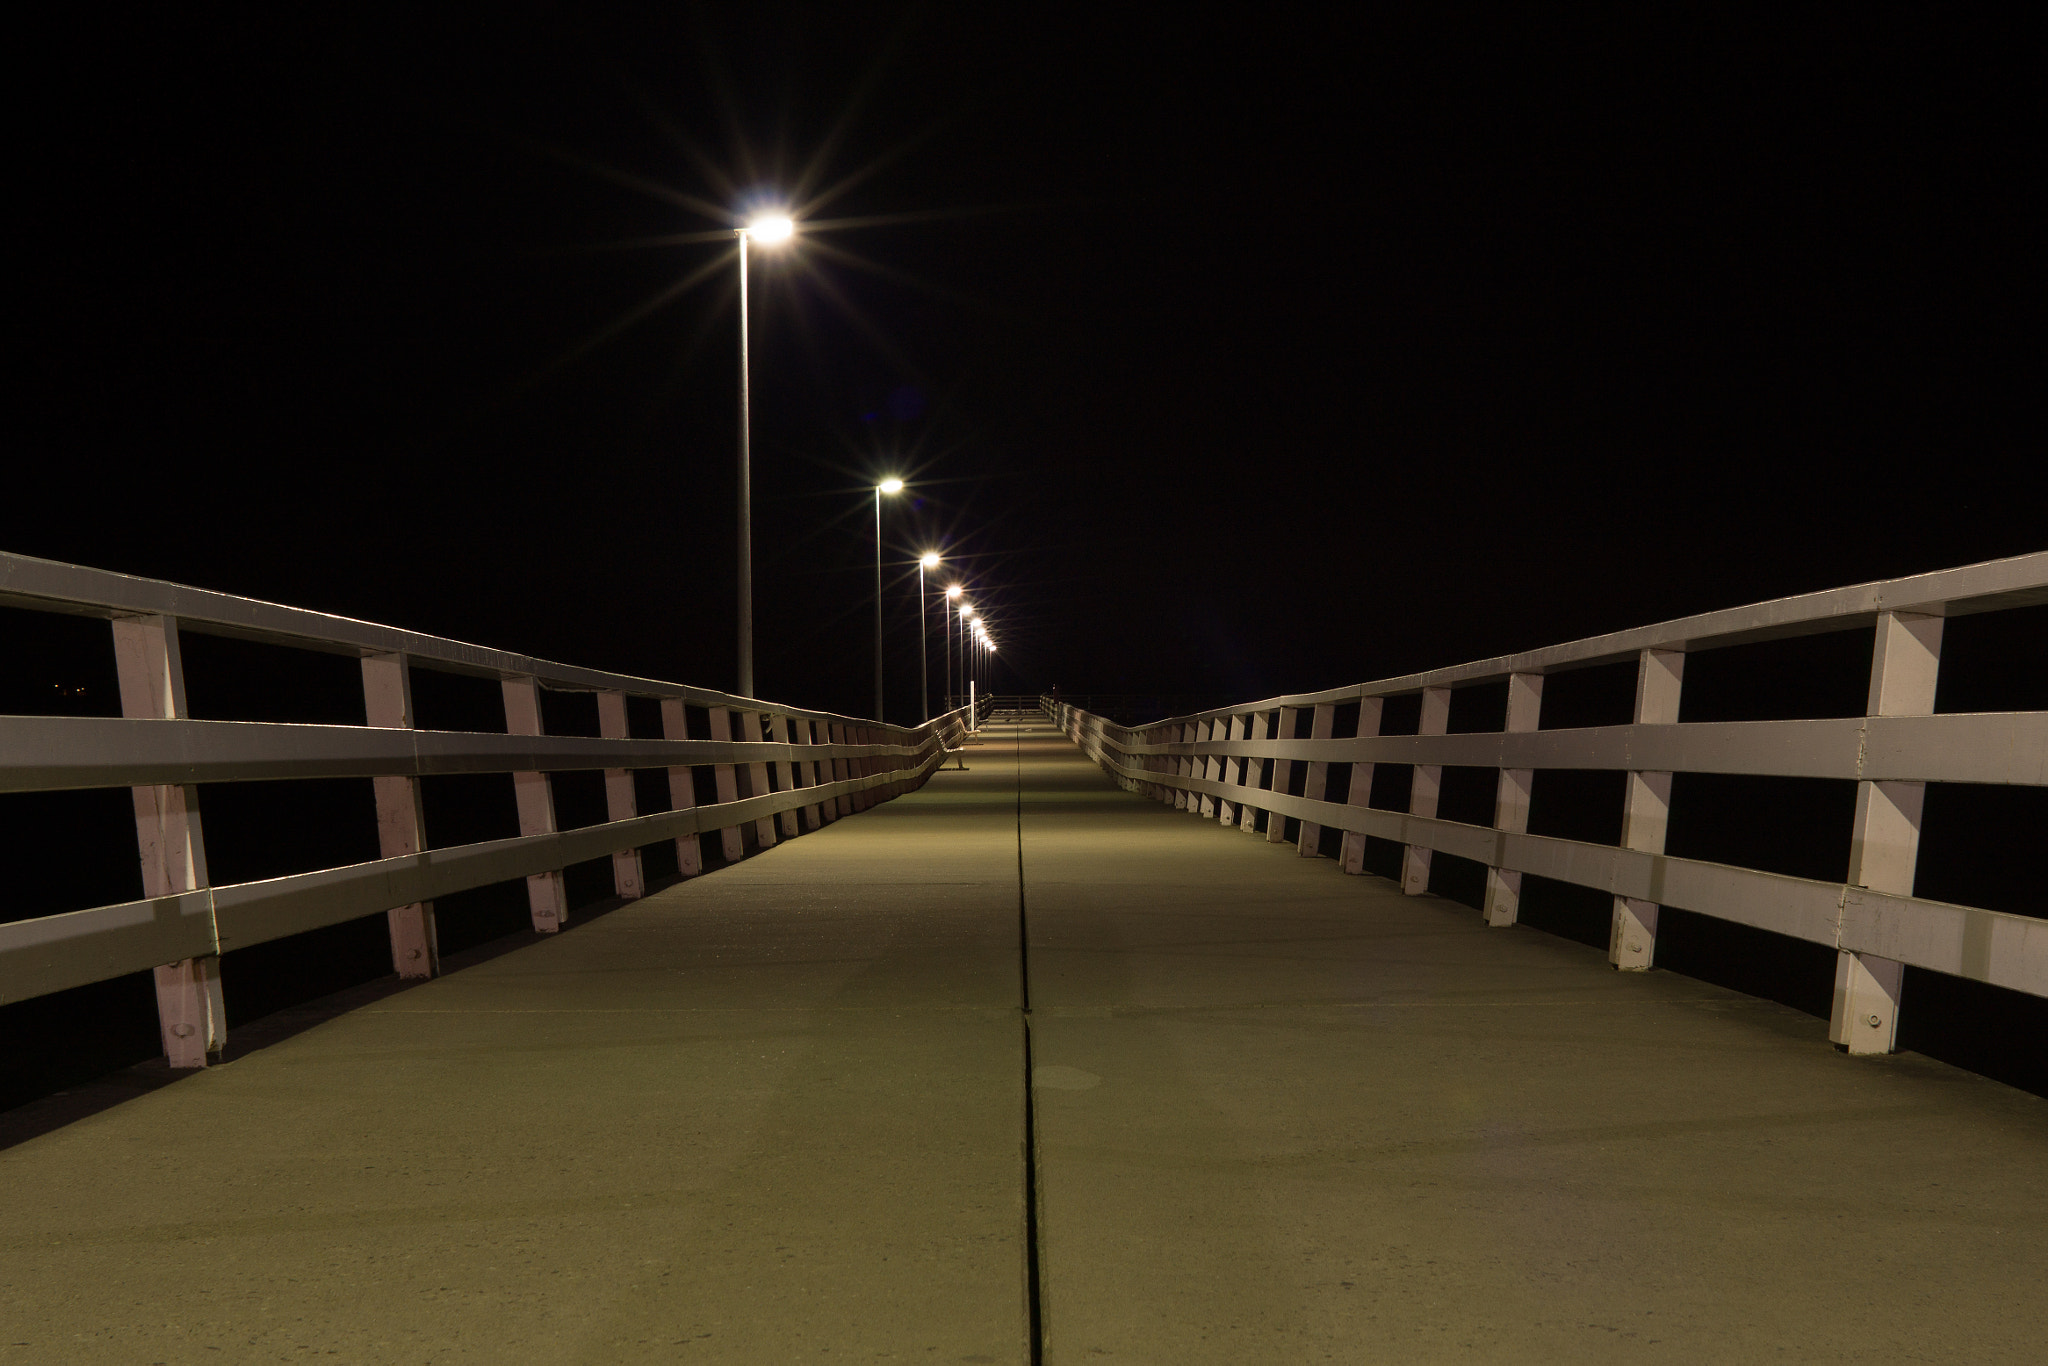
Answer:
1830, 611, 1945, 1054
1295, 704, 1336, 855
110, 613, 221, 1068
1057, 714, 2048, 786
0, 550, 905, 732
1611, 650, 1685, 971
0, 715, 946, 793
501, 676, 567, 933
802, 719, 828, 829
1399, 686, 1452, 896
745, 711, 779, 848
1479, 674, 1541, 927
658, 698, 704, 879
1338, 696, 1386, 874
596, 689, 645, 903
363, 652, 438, 977
707, 707, 747, 862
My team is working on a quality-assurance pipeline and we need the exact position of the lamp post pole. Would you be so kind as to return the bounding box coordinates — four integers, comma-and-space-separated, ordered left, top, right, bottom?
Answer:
916, 554, 938, 722
945, 586, 961, 714
736, 231, 753, 697
730, 213, 794, 698
873, 479, 904, 721
874, 488, 884, 721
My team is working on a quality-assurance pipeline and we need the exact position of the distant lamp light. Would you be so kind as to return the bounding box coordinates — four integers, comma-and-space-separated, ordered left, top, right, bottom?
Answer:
878, 478, 905, 495
746, 214, 795, 244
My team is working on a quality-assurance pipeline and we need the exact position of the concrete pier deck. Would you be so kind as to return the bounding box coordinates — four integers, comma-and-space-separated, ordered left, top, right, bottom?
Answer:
3, 716, 2044, 1362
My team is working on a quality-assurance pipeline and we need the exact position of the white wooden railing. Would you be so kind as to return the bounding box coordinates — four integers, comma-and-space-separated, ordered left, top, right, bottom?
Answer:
0, 551, 969, 1066
1046, 552, 2048, 1058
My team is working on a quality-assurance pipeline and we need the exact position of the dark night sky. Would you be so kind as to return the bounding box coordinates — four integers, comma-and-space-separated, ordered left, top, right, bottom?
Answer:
11, 6, 2040, 724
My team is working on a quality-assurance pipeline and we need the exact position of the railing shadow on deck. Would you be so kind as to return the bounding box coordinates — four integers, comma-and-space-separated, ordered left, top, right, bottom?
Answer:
1047, 551, 2048, 1094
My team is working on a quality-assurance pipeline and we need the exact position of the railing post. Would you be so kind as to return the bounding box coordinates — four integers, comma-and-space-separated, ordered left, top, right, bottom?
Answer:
741, 712, 779, 848
1156, 724, 1176, 805
1235, 711, 1269, 832
802, 719, 830, 828
1241, 711, 1263, 828
658, 698, 704, 878
1400, 687, 1453, 893
884, 723, 905, 796
595, 690, 645, 902
1483, 672, 1544, 925
1174, 722, 1195, 810
766, 713, 801, 838
1831, 611, 1943, 1055
828, 722, 853, 817
1610, 650, 1684, 968
1339, 696, 1386, 872
893, 723, 915, 793
112, 614, 223, 1068
1296, 703, 1338, 855
1217, 714, 1244, 826
706, 707, 748, 861
1193, 719, 1218, 819
858, 725, 882, 810
501, 676, 567, 932
1145, 723, 1164, 803
1266, 707, 1300, 841
362, 652, 439, 977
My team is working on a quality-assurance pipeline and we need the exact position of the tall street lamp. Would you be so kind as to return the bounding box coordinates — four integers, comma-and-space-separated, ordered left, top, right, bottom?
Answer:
917, 553, 941, 721
874, 478, 904, 720
945, 584, 962, 713
974, 624, 992, 717
961, 605, 977, 719
734, 212, 795, 698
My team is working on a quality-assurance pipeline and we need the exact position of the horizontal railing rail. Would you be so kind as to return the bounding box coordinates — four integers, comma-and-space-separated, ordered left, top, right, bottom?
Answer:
0, 716, 928, 792
1044, 549, 2048, 1063
0, 551, 968, 1068
1084, 551, 2048, 723
0, 551, 890, 722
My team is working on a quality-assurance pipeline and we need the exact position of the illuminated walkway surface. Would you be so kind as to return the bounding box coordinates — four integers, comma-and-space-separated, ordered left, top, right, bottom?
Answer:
4, 717, 2045, 1363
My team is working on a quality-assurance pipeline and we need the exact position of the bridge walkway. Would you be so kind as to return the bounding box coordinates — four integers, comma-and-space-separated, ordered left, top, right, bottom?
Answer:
2, 714, 2044, 1362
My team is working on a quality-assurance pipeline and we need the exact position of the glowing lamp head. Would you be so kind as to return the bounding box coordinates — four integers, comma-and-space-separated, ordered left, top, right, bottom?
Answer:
746, 214, 795, 244
878, 478, 905, 495
920, 552, 941, 569
946, 584, 962, 599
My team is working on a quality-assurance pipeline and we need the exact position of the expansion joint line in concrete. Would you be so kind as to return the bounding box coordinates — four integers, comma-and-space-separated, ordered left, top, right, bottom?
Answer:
1013, 719, 1045, 1365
